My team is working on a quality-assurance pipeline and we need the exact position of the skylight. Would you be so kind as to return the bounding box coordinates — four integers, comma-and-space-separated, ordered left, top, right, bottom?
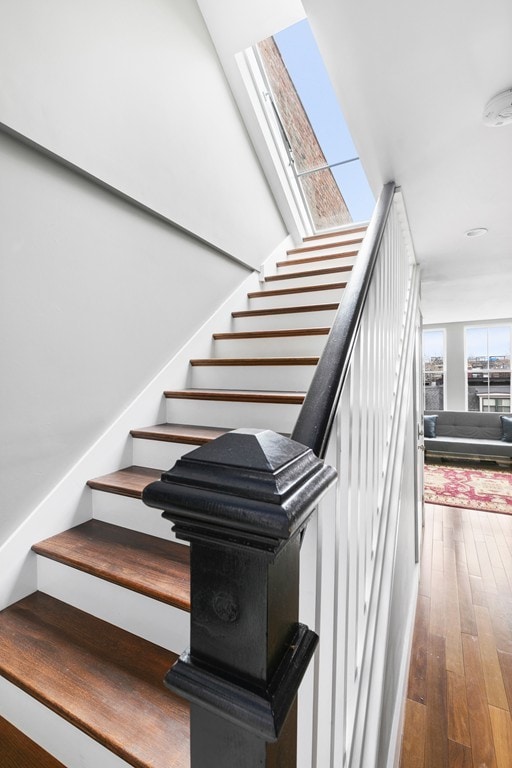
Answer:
272, 19, 374, 224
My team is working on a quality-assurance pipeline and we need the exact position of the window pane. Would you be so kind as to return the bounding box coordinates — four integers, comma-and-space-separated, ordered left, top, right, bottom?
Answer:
466, 326, 511, 412
423, 330, 445, 410
467, 374, 481, 411
488, 326, 511, 359
424, 373, 444, 410
423, 330, 444, 367
466, 327, 489, 367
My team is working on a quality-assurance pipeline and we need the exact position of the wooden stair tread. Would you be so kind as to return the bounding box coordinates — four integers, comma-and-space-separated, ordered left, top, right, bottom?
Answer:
212, 327, 329, 340
87, 465, 161, 498
286, 236, 364, 255
32, 520, 190, 610
131, 423, 230, 444
164, 389, 305, 404
190, 356, 319, 366
302, 224, 367, 241
265, 265, 352, 282
232, 302, 339, 318
0, 592, 189, 768
0, 717, 67, 768
247, 281, 347, 299
277, 249, 358, 268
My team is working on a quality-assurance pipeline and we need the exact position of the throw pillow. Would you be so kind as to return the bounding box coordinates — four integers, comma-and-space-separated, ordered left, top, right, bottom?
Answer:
424, 414, 438, 438
500, 415, 512, 442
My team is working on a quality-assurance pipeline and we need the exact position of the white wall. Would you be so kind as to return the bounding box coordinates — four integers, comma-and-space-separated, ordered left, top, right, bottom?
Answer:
421, 274, 512, 325
424, 318, 512, 411
0, 0, 287, 267
196, 0, 309, 243
0, 0, 291, 544
0, 132, 252, 543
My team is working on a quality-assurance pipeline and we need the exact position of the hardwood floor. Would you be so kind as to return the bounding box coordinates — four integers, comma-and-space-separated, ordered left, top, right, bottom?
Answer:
400, 503, 512, 767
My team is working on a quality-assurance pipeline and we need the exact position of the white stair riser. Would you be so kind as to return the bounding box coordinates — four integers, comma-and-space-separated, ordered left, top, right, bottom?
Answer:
92, 493, 177, 540
264, 269, 352, 290
0, 678, 132, 768
190, 363, 316, 391
280, 249, 358, 267
132, 438, 194, 470
231, 308, 338, 332
165, 398, 302, 433
248, 286, 346, 309
37, 558, 189, 651
213, 334, 328, 358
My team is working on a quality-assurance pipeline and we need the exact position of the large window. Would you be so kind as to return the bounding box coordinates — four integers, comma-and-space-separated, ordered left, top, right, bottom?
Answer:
423, 329, 445, 410
465, 326, 511, 412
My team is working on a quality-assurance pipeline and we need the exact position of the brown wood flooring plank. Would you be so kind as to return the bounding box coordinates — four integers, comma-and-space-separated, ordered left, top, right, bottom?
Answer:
444, 545, 464, 677
462, 633, 498, 767
0, 592, 189, 768
400, 699, 426, 767
87, 466, 161, 498
401, 504, 512, 767
469, 573, 488, 607
489, 705, 512, 768
447, 671, 470, 747
498, 651, 512, 711
456, 566, 478, 636
488, 594, 512, 654
485, 534, 510, 592
190, 356, 319, 366
265, 265, 352, 282
212, 327, 329, 340
407, 594, 430, 704
130, 423, 230, 444
232, 302, 339, 318
163, 389, 305, 404
425, 634, 449, 768
32, 520, 190, 610
474, 604, 509, 709
419, 503, 433, 598
429, 564, 446, 638
462, 511, 481, 577
247, 281, 347, 299
475, 538, 499, 594
447, 740, 472, 767
0, 716, 67, 768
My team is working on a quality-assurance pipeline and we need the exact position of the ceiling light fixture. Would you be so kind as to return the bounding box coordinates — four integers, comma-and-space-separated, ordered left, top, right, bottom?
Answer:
483, 87, 512, 127
465, 227, 488, 238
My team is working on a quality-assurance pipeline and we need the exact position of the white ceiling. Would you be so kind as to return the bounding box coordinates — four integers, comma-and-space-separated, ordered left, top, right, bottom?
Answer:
302, 0, 512, 323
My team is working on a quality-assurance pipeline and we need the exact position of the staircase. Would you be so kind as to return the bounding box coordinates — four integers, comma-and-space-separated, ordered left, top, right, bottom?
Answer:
0, 225, 366, 768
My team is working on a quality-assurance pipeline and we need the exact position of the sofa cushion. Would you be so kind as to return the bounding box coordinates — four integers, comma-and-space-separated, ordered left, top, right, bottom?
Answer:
501, 415, 512, 442
424, 436, 512, 457
424, 414, 438, 438
425, 410, 502, 440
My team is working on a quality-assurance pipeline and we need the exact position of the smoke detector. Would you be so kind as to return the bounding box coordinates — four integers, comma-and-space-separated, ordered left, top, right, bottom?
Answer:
483, 87, 512, 127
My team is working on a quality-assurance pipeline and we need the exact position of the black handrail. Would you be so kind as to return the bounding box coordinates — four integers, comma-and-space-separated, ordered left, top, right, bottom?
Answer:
291, 181, 396, 458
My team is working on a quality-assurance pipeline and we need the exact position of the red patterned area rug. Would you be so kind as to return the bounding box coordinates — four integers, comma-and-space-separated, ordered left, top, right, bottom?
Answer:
424, 462, 512, 514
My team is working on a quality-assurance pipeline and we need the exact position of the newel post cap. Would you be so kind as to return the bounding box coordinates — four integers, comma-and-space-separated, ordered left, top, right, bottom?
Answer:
142, 428, 336, 550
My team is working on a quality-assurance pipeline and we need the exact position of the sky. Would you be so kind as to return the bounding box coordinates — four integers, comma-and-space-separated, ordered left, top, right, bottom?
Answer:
466, 326, 511, 359
424, 327, 511, 363
423, 330, 444, 362
273, 19, 375, 223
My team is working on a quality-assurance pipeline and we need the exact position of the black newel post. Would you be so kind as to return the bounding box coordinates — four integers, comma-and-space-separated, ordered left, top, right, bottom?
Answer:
143, 428, 336, 768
